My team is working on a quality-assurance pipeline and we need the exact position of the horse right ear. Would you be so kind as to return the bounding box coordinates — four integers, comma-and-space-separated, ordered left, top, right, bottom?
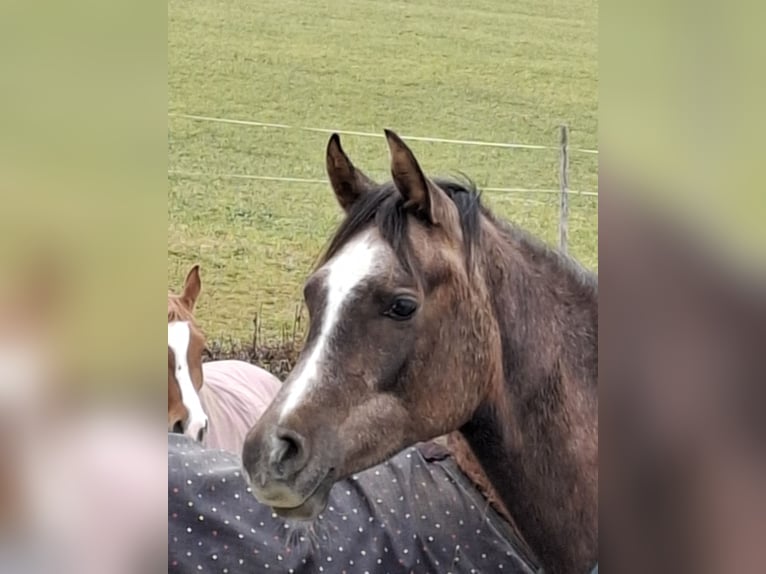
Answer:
181, 265, 201, 311
326, 134, 375, 212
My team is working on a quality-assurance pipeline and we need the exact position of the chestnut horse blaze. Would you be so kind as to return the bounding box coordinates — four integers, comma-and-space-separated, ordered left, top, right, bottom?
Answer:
242, 131, 598, 573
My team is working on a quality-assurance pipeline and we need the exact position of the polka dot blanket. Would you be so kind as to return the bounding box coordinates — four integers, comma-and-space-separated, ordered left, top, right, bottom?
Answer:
169, 434, 538, 574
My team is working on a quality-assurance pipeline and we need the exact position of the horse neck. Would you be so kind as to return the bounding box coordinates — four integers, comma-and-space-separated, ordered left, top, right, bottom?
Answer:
461, 221, 598, 574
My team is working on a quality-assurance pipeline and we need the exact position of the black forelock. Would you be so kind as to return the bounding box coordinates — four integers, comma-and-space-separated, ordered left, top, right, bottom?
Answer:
319, 177, 484, 276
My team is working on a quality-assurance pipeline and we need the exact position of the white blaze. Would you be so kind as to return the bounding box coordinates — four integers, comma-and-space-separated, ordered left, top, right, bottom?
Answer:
168, 320, 208, 440
280, 230, 384, 419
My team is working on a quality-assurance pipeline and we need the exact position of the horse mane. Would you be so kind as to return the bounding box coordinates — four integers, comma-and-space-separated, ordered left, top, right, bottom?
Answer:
319, 177, 483, 276
320, 177, 596, 294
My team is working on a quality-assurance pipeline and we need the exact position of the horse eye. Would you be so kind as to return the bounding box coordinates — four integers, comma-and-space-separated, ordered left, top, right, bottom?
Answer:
385, 297, 418, 321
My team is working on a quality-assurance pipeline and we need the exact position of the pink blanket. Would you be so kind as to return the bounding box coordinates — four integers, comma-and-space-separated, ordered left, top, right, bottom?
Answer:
199, 360, 282, 454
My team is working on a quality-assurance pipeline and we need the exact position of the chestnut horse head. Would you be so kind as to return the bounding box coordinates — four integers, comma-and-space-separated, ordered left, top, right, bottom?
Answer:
167, 265, 208, 441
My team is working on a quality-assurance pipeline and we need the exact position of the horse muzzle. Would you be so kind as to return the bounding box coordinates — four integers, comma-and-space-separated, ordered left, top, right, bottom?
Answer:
242, 424, 338, 520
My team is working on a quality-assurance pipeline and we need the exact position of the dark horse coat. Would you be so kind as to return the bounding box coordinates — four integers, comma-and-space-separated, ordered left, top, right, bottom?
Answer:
168, 434, 538, 574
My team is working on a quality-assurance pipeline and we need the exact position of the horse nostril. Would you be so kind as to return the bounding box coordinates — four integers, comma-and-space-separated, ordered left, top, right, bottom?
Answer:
271, 427, 308, 478
196, 420, 209, 442
172, 421, 183, 434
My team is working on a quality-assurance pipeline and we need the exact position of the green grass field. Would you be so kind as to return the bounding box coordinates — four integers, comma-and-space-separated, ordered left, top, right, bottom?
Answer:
168, 0, 598, 342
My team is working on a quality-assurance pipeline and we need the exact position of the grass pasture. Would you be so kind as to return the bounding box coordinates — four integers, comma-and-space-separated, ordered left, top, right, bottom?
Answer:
168, 0, 598, 343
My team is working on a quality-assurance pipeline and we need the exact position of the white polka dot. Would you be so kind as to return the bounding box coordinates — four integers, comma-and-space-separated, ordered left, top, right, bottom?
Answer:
198, 515, 204, 522
212, 555, 218, 561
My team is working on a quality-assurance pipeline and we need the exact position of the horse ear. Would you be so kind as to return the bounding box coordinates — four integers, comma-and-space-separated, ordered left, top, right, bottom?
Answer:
384, 129, 443, 225
182, 265, 201, 310
326, 134, 375, 212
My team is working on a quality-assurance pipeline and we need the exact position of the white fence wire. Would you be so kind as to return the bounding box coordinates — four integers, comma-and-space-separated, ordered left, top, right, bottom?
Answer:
168, 112, 599, 209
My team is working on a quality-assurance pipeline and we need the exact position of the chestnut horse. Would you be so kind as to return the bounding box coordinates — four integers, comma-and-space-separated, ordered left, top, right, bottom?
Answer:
168, 265, 281, 452
243, 132, 598, 573
168, 265, 208, 441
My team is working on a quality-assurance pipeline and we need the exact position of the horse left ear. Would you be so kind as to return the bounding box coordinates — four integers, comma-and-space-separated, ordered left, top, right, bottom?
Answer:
384, 129, 446, 226
182, 265, 201, 310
